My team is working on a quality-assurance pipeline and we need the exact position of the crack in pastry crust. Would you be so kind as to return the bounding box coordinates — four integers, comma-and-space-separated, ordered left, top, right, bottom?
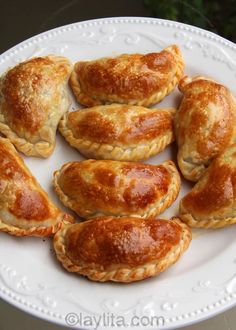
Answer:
175, 76, 236, 182
0, 55, 72, 158
179, 144, 236, 228
69, 45, 184, 107
53, 159, 181, 219
0, 137, 74, 236
59, 105, 176, 161
53, 217, 191, 282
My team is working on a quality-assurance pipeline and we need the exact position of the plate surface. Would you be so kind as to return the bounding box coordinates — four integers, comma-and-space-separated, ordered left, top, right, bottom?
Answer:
0, 17, 236, 330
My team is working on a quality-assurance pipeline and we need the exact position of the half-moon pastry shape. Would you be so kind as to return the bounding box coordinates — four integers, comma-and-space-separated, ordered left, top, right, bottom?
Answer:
69, 45, 184, 107
54, 216, 191, 282
0, 55, 72, 158
53, 159, 181, 219
179, 144, 236, 228
175, 76, 236, 182
0, 138, 73, 236
59, 104, 176, 161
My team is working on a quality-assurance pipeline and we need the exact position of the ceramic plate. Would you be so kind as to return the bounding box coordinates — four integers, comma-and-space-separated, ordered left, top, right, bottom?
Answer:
0, 17, 236, 330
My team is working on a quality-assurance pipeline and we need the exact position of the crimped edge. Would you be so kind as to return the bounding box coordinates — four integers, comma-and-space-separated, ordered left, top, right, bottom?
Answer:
0, 219, 62, 237
59, 108, 175, 161
69, 45, 185, 107
53, 217, 191, 282
0, 121, 54, 158
179, 213, 236, 229
0, 55, 72, 158
176, 76, 236, 182
179, 201, 236, 229
53, 160, 181, 219
0, 213, 75, 237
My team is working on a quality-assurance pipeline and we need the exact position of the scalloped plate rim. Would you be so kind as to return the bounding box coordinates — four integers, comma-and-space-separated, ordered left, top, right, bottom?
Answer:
0, 16, 236, 330
0, 16, 235, 62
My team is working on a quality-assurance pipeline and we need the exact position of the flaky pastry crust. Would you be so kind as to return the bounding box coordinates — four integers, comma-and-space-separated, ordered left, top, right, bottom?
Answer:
175, 76, 236, 181
180, 144, 236, 228
53, 216, 191, 282
59, 104, 176, 161
69, 45, 184, 107
0, 138, 74, 236
53, 159, 181, 219
0, 55, 72, 157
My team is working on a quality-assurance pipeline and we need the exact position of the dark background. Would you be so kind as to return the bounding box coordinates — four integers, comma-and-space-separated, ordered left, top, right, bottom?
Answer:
0, 0, 235, 54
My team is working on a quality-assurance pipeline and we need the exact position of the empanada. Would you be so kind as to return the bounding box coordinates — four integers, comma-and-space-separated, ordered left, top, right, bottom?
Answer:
175, 76, 236, 181
53, 159, 181, 219
0, 138, 73, 236
70, 45, 184, 107
0, 55, 72, 158
54, 216, 191, 282
180, 144, 236, 228
59, 104, 176, 161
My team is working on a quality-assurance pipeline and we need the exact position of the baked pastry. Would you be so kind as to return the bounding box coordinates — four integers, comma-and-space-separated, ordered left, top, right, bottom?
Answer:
0, 55, 72, 157
59, 104, 176, 161
69, 45, 184, 107
0, 137, 73, 236
180, 144, 236, 228
175, 76, 236, 181
53, 159, 181, 219
54, 216, 191, 282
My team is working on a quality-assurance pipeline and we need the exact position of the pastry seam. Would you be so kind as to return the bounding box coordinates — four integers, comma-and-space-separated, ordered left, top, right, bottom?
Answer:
53, 219, 191, 282
53, 161, 181, 219
59, 112, 174, 161
69, 49, 184, 107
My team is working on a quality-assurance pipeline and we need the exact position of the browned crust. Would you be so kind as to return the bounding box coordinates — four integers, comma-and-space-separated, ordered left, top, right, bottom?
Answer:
0, 137, 74, 237
53, 160, 181, 219
53, 217, 191, 282
179, 144, 236, 228
0, 55, 72, 157
175, 75, 236, 182
69, 45, 184, 107
59, 105, 176, 161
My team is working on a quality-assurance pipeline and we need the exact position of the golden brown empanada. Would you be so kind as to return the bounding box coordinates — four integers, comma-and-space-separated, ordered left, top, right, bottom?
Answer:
180, 144, 236, 228
175, 76, 236, 182
59, 104, 176, 161
0, 137, 73, 236
53, 159, 181, 219
0, 55, 72, 158
70, 45, 184, 107
54, 216, 191, 282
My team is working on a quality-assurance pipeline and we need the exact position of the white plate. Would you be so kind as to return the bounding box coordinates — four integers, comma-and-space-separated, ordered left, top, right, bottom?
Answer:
0, 17, 236, 330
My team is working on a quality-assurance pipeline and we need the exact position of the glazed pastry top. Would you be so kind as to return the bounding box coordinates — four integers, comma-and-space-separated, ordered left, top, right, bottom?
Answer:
54, 159, 180, 218
65, 104, 175, 145
70, 45, 184, 106
175, 76, 236, 181
62, 217, 183, 268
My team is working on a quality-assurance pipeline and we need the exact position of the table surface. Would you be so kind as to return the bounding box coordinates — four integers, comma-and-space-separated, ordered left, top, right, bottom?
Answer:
1, 1, 235, 329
